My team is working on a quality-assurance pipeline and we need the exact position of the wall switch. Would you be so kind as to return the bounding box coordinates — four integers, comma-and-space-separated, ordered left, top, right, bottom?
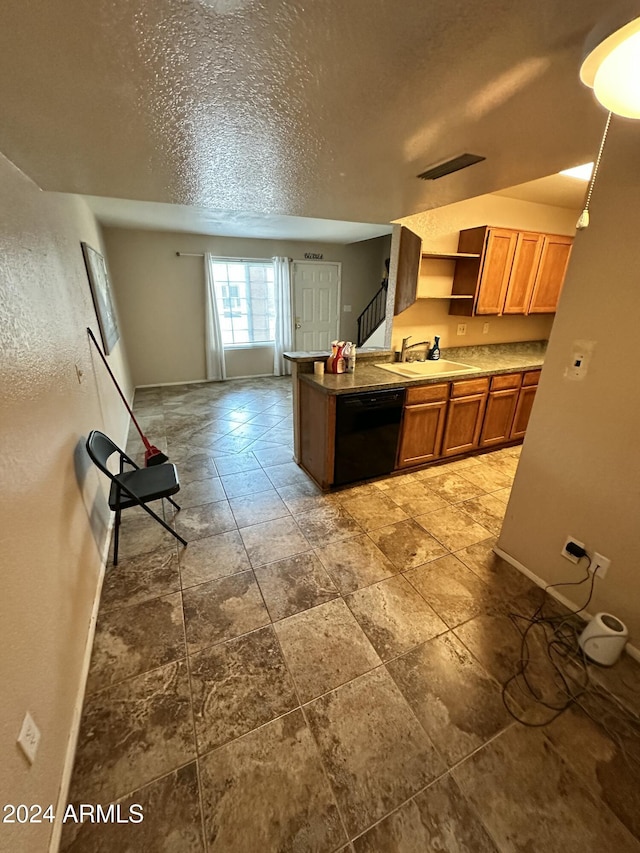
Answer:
590, 552, 610, 578
564, 339, 596, 382
482, 322, 490, 334
343, 305, 352, 313
561, 535, 585, 564
457, 323, 467, 336
17, 712, 41, 764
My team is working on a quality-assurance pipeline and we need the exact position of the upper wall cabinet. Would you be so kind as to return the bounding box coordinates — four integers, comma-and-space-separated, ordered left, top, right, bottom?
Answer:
449, 226, 573, 317
394, 226, 422, 315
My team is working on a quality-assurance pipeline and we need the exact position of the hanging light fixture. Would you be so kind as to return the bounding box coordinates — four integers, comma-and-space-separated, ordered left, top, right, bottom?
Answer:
580, 15, 640, 118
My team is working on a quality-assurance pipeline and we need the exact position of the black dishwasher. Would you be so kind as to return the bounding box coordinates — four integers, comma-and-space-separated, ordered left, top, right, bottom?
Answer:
334, 388, 405, 486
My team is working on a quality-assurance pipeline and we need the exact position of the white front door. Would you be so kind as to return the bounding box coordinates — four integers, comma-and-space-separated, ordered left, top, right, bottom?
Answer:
292, 261, 341, 351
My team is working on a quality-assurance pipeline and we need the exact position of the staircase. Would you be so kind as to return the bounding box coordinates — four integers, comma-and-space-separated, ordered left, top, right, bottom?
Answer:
356, 280, 388, 347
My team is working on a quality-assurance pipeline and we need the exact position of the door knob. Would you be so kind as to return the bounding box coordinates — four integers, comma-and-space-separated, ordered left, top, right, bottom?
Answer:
295, 323, 302, 329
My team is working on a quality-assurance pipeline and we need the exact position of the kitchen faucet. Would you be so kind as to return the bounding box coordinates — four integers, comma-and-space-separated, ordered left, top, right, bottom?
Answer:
400, 335, 431, 362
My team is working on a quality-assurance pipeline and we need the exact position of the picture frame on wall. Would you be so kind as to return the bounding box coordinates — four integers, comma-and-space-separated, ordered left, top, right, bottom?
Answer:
81, 241, 120, 354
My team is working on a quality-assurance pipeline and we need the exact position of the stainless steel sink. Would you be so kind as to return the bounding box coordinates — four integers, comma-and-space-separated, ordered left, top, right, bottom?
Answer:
375, 360, 477, 378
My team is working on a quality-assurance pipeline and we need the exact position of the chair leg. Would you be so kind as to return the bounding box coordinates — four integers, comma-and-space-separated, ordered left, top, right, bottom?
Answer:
113, 508, 121, 566
167, 496, 181, 511
136, 501, 187, 547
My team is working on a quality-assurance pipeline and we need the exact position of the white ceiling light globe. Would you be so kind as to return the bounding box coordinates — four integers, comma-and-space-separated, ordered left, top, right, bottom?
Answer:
593, 29, 640, 118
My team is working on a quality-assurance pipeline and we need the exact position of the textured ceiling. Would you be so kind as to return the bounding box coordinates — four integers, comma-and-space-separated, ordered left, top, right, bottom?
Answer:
0, 0, 626, 228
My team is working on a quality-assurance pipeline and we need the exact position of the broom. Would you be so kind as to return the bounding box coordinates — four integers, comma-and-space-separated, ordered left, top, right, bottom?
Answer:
87, 327, 169, 466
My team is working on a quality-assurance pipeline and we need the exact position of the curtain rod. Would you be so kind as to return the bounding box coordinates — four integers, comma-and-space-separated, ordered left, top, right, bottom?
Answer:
176, 252, 293, 262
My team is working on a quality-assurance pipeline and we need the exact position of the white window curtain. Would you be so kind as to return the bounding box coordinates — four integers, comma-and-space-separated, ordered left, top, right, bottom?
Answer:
272, 256, 292, 376
204, 252, 227, 381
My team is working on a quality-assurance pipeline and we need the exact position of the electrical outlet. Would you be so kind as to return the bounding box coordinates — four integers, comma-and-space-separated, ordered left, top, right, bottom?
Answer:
482, 322, 490, 334
561, 535, 585, 564
457, 323, 467, 336
590, 552, 610, 578
17, 712, 41, 764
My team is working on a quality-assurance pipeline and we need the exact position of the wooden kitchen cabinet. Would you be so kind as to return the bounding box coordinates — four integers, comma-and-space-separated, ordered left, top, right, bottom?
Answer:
441, 378, 489, 457
450, 226, 572, 317
394, 225, 422, 315
510, 370, 541, 438
397, 384, 448, 468
528, 234, 573, 313
502, 232, 544, 314
480, 373, 521, 447
299, 380, 335, 488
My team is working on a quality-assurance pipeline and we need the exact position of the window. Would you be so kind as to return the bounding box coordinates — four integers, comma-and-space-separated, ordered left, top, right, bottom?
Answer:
211, 260, 275, 346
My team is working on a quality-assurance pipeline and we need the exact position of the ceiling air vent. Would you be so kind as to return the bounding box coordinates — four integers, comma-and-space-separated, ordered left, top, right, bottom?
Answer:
417, 153, 486, 181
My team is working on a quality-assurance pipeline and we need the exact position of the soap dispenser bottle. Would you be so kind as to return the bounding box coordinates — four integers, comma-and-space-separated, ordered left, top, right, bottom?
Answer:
428, 335, 441, 361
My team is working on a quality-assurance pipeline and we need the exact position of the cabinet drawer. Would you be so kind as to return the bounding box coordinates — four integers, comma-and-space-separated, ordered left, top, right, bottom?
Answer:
406, 383, 449, 404
450, 377, 489, 398
522, 369, 542, 386
490, 372, 522, 391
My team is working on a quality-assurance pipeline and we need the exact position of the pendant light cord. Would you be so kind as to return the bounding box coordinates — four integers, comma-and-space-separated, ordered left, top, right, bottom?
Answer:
581, 111, 613, 217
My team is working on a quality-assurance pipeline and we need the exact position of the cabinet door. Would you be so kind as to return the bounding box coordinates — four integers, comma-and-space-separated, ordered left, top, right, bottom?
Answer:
502, 232, 544, 314
442, 393, 488, 457
528, 234, 573, 313
397, 401, 447, 468
510, 384, 538, 439
475, 228, 518, 315
480, 388, 520, 447
394, 226, 422, 315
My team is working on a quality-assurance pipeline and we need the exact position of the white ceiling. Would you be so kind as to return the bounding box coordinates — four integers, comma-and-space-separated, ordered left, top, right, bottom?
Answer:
0, 0, 628, 238
494, 173, 588, 210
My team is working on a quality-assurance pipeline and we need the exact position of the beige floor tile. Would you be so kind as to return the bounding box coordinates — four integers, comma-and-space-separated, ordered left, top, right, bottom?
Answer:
372, 480, 448, 517
417, 471, 487, 503
179, 530, 251, 588
294, 504, 363, 547
415, 505, 493, 551
457, 464, 513, 492
368, 519, 448, 571
199, 710, 345, 853
345, 575, 447, 660
182, 571, 270, 652
405, 554, 507, 628
454, 537, 536, 599
315, 534, 399, 594
228, 488, 290, 528
274, 598, 381, 702
175, 500, 237, 541
459, 493, 507, 536
339, 490, 409, 531
239, 516, 310, 567
254, 552, 339, 621
305, 668, 445, 838
190, 626, 298, 753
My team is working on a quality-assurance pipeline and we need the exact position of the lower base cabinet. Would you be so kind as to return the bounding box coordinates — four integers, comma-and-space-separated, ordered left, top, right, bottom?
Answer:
480, 373, 522, 447
397, 384, 448, 467
441, 378, 489, 457
510, 370, 540, 438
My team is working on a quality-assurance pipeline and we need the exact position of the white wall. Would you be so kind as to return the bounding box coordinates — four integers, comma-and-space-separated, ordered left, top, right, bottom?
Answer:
0, 154, 131, 850
104, 228, 389, 386
498, 119, 640, 643
390, 194, 579, 352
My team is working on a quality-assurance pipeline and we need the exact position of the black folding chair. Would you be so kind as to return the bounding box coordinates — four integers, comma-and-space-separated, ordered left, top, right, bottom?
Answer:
86, 430, 187, 565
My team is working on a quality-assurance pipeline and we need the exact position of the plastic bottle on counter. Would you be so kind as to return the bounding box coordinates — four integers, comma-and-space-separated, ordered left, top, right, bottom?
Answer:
327, 341, 346, 374
345, 342, 356, 373
428, 335, 441, 361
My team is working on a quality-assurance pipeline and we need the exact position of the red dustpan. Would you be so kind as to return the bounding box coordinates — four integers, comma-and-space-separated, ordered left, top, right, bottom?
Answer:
87, 327, 169, 466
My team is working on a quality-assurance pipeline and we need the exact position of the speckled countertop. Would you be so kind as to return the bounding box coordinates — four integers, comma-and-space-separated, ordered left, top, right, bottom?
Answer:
286, 341, 547, 395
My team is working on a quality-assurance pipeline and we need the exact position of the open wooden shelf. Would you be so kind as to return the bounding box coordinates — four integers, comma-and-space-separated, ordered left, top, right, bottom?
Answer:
421, 251, 481, 260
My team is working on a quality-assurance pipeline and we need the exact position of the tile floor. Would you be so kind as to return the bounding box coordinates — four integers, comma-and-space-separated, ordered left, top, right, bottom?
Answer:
62, 376, 640, 852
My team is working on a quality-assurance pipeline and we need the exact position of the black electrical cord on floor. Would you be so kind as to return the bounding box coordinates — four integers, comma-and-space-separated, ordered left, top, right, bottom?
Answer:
501, 555, 598, 727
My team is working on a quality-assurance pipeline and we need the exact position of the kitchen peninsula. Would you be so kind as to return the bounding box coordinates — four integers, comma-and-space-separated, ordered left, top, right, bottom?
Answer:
285, 342, 546, 490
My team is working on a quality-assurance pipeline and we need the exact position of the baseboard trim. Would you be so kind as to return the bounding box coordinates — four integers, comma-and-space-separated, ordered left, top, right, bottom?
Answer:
493, 545, 640, 663
48, 516, 114, 850
135, 374, 284, 389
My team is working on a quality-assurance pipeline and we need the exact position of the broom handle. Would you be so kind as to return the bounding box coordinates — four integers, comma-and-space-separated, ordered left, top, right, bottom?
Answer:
86, 327, 152, 451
